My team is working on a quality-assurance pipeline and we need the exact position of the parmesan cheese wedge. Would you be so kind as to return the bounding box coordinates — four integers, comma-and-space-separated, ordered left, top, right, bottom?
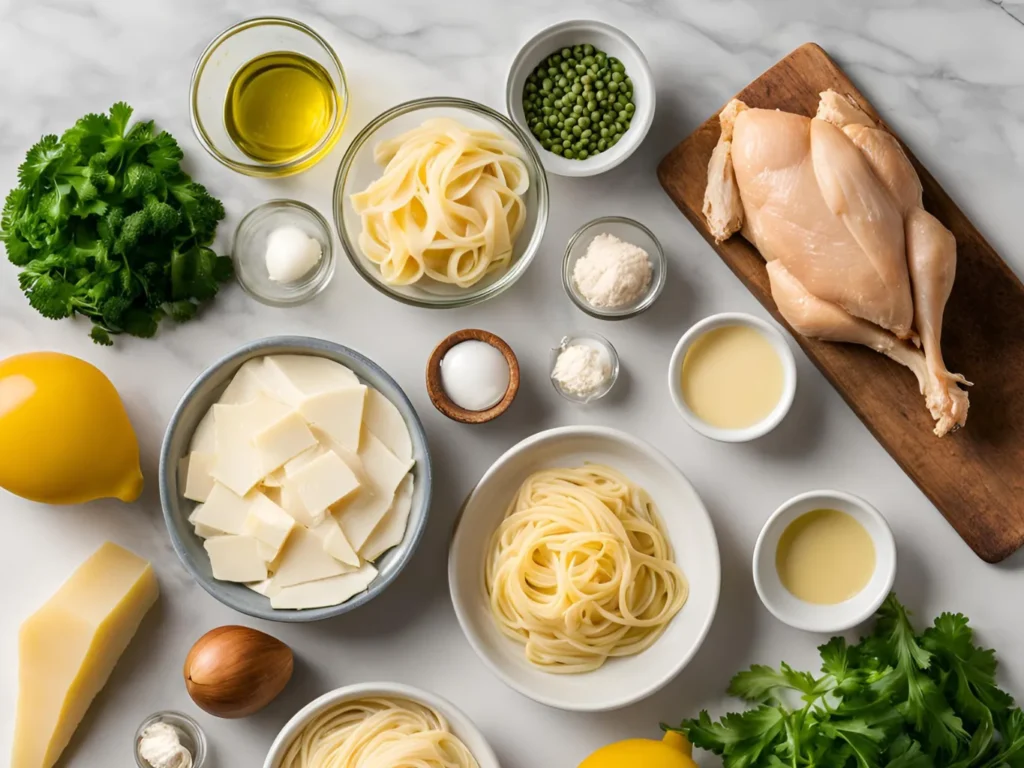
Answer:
254, 412, 317, 474
271, 564, 377, 610
337, 433, 413, 550
210, 397, 290, 496
204, 536, 268, 582
191, 483, 255, 535
311, 514, 361, 567
12, 542, 158, 768
243, 493, 297, 559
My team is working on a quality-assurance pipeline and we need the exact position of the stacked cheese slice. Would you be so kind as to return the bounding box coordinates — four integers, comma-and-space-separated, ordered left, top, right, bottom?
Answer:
180, 355, 416, 610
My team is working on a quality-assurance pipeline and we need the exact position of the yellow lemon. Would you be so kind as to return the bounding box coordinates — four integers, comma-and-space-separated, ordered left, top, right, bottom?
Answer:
580, 731, 699, 768
0, 352, 143, 504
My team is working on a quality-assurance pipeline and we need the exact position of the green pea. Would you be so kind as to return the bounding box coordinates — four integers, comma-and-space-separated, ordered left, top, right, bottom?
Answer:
613, 61, 625, 73
561, 47, 571, 57
560, 61, 570, 73
578, 116, 590, 128
541, 129, 551, 139
595, 80, 605, 90
546, 66, 557, 77
571, 82, 582, 94
596, 90, 606, 100
625, 103, 635, 114
572, 125, 582, 137
596, 52, 607, 63
598, 138, 607, 151
600, 127, 609, 138
564, 148, 575, 159
541, 138, 552, 149
542, 107, 553, 116
553, 99, 563, 109
578, 149, 589, 159
581, 75, 591, 85
615, 121, 624, 132
611, 71, 623, 83
582, 55, 594, 67
557, 76, 568, 88
552, 144, 563, 155
608, 82, 619, 93
541, 78, 552, 90
588, 101, 598, 112
552, 87, 563, 98
560, 129, 570, 140
574, 64, 585, 74
565, 116, 576, 127
573, 104, 583, 114
584, 43, 595, 55
548, 114, 559, 125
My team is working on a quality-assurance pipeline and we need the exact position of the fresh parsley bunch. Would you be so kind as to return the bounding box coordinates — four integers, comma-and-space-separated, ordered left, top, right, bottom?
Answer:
0, 102, 232, 345
667, 595, 1024, 767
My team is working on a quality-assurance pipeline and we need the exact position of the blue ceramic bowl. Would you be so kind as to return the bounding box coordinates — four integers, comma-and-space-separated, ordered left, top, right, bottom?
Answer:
158, 336, 432, 622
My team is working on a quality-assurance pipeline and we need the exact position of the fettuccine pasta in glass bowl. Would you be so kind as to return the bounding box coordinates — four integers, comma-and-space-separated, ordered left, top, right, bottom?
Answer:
334, 97, 549, 308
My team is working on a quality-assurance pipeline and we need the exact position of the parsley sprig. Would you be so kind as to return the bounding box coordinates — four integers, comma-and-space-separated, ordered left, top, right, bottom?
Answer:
666, 595, 1024, 767
1, 102, 232, 344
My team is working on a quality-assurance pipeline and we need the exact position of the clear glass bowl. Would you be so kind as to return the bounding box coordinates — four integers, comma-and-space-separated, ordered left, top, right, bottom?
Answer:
190, 17, 349, 177
233, 200, 335, 306
134, 711, 206, 768
550, 332, 620, 403
563, 216, 666, 319
333, 97, 550, 309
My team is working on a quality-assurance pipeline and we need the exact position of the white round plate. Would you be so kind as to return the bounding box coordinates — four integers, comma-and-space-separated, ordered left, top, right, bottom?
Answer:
448, 426, 720, 711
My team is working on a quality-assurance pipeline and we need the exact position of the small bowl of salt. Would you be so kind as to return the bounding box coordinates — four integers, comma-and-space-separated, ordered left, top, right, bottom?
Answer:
563, 216, 666, 320
550, 332, 620, 404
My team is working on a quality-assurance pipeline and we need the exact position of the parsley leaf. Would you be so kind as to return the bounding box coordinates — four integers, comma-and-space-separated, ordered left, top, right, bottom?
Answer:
1, 102, 230, 343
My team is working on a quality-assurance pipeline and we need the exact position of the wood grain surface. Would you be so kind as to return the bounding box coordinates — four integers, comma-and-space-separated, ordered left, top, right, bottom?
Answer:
657, 43, 1024, 562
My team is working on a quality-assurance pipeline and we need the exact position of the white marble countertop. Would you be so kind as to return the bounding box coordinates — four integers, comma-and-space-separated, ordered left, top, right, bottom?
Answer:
1, 0, 1023, 766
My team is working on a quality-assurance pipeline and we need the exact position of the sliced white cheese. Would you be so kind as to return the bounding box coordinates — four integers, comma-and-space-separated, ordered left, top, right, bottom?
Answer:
278, 478, 322, 528
183, 451, 216, 502
311, 514, 361, 567
262, 468, 286, 488
364, 388, 413, 461
271, 563, 378, 610
283, 444, 325, 478
210, 397, 291, 496
191, 483, 255, 535
218, 358, 268, 405
204, 536, 268, 582
246, 578, 280, 597
189, 408, 216, 454
243, 493, 296, 559
299, 386, 366, 453
336, 434, 413, 550
360, 474, 415, 562
262, 355, 359, 407
290, 451, 361, 517
193, 522, 223, 539
270, 527, 353, 589
254, 412, 317, 475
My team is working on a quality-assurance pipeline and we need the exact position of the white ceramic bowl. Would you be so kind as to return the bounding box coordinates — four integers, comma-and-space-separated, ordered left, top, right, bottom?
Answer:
449, 426, 720, 711
667, 312, 797, 442
506, 20, 655, 177
263, 682, 500, 768
753, 490, 897, 633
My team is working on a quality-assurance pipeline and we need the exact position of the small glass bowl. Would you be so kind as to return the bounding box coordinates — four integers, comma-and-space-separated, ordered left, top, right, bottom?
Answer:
134, 711, 207, 768
190, 17, 349, 177
333, 97, 549, 309
550, 332, 620, 403
233, 199, 335, 307
563, 216, 666, 320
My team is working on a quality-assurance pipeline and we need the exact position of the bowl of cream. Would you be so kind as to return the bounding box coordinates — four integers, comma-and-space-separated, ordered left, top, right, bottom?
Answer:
667, 312, 797, 442
752, 490, 897, 633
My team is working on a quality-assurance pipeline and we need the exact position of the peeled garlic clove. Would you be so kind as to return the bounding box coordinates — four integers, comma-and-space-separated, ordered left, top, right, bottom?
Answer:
184, 625, 293, 718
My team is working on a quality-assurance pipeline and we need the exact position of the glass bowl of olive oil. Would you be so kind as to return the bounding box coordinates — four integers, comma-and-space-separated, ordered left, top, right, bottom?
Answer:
190, 17, 349, 177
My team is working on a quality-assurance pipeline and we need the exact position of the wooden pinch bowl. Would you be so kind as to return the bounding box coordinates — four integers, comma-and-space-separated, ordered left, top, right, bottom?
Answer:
426, 329, 520, 424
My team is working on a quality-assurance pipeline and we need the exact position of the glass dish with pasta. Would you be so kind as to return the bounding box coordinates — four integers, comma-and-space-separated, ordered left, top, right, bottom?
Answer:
334, 97, 548, 308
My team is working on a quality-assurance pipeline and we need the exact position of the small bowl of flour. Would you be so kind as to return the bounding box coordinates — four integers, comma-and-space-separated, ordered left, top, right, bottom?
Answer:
550, 332, 620, 403
563, 216, 666, 319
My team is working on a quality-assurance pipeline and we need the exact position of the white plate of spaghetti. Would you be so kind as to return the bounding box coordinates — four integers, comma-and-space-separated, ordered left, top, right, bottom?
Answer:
448, 426, 721, 711
263, 682, 499, 768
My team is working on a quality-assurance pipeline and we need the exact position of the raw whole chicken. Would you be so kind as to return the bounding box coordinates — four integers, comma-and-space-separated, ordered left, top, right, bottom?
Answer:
703, 90, 970, 436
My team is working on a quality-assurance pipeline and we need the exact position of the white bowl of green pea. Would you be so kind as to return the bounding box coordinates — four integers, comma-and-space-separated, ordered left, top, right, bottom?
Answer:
507, 20, 655, 177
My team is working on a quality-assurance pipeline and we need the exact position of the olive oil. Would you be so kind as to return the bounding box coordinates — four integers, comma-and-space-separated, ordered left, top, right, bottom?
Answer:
224, 51, 336, 165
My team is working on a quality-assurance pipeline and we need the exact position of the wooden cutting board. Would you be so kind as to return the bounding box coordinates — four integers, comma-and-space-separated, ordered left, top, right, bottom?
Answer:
657, 43, 1024, 562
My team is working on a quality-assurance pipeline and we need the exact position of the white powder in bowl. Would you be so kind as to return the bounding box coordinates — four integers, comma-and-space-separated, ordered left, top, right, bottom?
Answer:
552, 344, 611, 396
572, 232, 653, 308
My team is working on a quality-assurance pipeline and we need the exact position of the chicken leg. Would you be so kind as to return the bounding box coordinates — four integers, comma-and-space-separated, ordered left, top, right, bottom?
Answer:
767, 260, 967, 436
